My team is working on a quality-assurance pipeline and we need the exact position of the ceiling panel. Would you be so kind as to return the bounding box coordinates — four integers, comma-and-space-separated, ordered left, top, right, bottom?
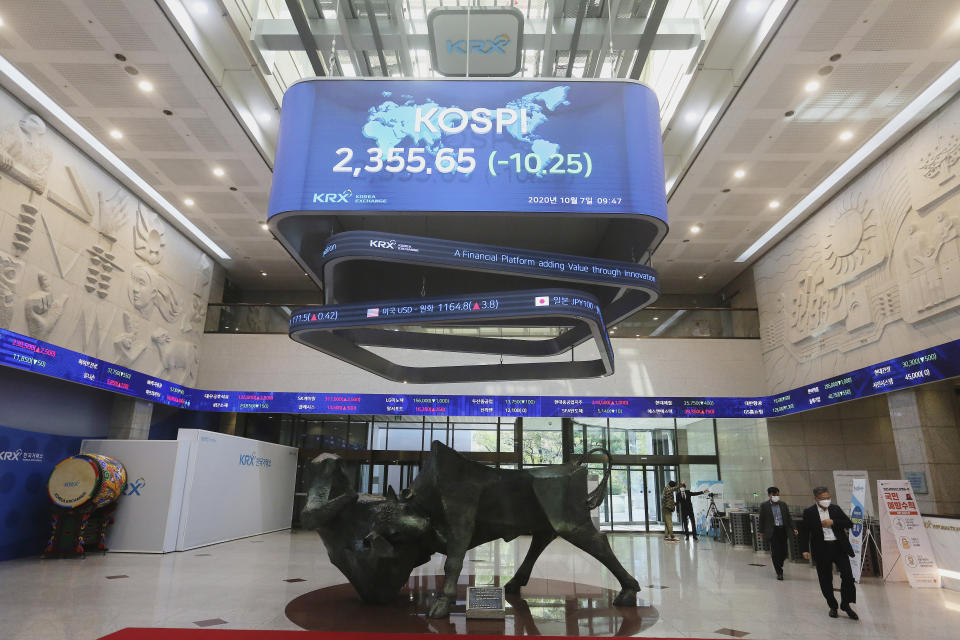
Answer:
152, 158, 225, 187
181, 117, 234, 153
135, 64, 202, 109
798, 0, 871, 52
109, 116, 191, 153
51, 62, 149, 108
854, 1, 960, 51
1, 0, 103, 51
81, 0, 157, 52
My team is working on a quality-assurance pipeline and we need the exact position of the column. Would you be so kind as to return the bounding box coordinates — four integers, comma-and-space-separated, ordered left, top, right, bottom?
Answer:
107, 396, 154, 440
887, 381, 960, 514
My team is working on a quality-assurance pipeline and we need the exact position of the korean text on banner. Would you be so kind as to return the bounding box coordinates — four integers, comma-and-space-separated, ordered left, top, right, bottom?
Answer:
877, 480, 940, 588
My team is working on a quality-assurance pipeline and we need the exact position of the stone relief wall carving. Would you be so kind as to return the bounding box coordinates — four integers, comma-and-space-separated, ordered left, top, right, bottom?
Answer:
24, 271, 66, 340
134, 204, 165, 265
0, 86, 218, 384
755, 98, 960, 393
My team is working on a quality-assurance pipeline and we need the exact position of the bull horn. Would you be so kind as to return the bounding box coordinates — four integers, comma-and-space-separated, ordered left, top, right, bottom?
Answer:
302, 491, 357, 527
301, 458, 358, 528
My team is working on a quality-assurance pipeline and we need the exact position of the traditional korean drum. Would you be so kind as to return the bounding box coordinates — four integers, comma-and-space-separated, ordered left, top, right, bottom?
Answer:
47, 454, 127, 510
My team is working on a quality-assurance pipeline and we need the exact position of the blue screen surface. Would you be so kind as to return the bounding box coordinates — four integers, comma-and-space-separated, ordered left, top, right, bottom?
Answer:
268, 79, 667, 222
3, 326, 960, 419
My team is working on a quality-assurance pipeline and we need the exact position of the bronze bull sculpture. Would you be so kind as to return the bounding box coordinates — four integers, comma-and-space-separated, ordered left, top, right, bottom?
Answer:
302, 440, 640, 618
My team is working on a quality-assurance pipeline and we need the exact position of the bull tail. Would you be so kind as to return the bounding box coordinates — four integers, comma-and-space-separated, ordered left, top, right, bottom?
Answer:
578, 447, 612, 510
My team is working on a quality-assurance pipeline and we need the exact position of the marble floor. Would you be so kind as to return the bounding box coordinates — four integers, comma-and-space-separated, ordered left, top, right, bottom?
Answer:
0, 530, 957, 639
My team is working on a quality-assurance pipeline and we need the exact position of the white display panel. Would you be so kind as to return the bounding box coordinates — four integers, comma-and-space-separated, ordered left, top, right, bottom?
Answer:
923, 516, 960, 592
175, 429, 298, 550
80, 439, 191, 553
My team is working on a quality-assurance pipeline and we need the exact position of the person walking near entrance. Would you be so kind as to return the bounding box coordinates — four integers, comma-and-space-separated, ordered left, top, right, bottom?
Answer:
676, 482, 706, 540
799, 487, 858, 620
661, 481, 680, 542
758, 486, 797, 580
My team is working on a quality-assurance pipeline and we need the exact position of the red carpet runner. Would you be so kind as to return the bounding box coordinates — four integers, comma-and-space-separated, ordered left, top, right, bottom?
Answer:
100, 630, 691, 639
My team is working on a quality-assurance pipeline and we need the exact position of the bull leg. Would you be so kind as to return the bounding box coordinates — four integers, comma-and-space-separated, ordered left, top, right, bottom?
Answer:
428, 542, 469, 618
558, 524, 640, 606
428, 496, 477, 619
504, 531, 556, 594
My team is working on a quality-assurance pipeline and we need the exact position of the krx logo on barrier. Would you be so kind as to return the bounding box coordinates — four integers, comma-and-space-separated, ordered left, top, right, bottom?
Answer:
124, 477, 146, 496
370, 239, 397, 249
239, 452, 272, 468
446, 34, 510, 54
0, 448, 41, 462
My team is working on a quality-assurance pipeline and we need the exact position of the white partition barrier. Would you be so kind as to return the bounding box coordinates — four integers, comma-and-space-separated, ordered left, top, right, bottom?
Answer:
81, 430, 297, 552
81, 439, 191, 553
175, 429, 298, 551
924, 516, 960, 592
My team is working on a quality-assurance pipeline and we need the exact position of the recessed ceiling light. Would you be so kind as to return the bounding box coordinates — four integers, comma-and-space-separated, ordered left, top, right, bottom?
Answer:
260, 271, 267, 277
0, 16, 5, 27
690, 224, 702, 233
258, 111, 273, 123
192, 2, 209, 14
736, 60, 960, 264
109, 129, 123, 139
804, 80, 820, 92
260, 223, 269, 231
746, 1, 764, 13
653, 317, 659, 321
838, 130, 854, 141
138, 80, 153, 92
769, 200, 781, 209
183, 198, 194, 206
697, 274, 705, 280
684, 111, 699, 124
212, 167, 225, 177
733, 168, 746, 179
608, 330, 615, 335
0, 53, 230, 260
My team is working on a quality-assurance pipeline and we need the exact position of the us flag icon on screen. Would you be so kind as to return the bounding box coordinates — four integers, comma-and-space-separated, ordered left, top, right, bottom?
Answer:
535, 296, 549, 306
367, 308, 379, 318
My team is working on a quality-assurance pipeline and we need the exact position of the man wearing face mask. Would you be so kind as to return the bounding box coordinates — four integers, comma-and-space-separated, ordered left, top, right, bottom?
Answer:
757, 486, 797, 580
675, 482, 707, 541
799, 487, 858, 620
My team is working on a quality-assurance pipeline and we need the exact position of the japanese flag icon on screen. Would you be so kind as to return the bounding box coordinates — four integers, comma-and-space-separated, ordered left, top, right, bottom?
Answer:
534, 296, 549, 307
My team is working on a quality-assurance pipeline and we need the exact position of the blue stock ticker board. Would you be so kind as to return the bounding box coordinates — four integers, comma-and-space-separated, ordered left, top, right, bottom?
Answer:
267, 79, 667, 225
3, 326, 960, 419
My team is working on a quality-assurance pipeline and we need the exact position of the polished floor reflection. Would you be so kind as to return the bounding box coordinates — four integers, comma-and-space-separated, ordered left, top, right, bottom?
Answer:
285, 575, 658, 635
0, 530, 958, 639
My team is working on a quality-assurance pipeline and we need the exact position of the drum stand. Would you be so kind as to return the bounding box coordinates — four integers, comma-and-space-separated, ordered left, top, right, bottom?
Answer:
42, 503, 117, 558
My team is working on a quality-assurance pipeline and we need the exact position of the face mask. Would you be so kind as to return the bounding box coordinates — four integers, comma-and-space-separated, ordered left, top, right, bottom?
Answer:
770, 496, 780, 503
818, 499, 831, 508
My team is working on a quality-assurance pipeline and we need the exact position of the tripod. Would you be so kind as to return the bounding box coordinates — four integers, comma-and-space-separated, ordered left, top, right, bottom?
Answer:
705, 493, 730, 542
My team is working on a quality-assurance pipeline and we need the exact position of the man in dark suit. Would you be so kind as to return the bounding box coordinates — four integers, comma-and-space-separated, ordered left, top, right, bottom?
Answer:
675, 482, 707, 540
799, 486, 858, 620
757, 486, 797, 580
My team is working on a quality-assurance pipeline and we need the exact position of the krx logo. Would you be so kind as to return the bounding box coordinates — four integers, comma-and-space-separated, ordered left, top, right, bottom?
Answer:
313, 189, 353, 204
370, 239, 397, 249
124, 477, 146, 496
446, 34, 511, 54
0, 449, 23, 462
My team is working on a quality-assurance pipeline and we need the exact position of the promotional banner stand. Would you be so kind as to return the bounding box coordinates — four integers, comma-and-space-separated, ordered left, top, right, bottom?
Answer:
877, 480, 941, 588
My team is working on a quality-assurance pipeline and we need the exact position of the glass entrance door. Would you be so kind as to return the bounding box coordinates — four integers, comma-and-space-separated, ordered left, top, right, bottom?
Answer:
598, 464, 679, 532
